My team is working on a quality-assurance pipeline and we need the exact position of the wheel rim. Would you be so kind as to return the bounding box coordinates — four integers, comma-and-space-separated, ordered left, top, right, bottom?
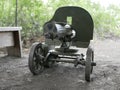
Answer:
85, 47, 93, 82
91, 51, 94, 73
29, 43, 44, 75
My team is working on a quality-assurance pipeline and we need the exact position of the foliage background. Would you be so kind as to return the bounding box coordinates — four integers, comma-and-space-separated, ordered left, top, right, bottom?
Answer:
0, 0, 120, 40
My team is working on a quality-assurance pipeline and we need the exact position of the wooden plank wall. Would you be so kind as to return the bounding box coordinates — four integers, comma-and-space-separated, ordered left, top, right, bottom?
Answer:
0, 32, 14, 47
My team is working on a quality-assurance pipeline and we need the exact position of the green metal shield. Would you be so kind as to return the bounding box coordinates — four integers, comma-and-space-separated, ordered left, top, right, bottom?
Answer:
44, 6, 94, 48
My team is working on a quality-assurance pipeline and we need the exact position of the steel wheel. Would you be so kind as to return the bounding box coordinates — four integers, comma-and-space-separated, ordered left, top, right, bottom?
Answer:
28, 43, 45, 75
85, 46, 94, 82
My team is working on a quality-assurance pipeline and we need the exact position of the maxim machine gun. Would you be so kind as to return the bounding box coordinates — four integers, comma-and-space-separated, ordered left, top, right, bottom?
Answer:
44, 22, 76, 49
28, 6, 96, 82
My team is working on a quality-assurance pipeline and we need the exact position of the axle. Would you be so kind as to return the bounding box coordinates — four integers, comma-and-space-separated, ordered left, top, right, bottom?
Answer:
50, 57, 96, 67
47, 51, 96, 67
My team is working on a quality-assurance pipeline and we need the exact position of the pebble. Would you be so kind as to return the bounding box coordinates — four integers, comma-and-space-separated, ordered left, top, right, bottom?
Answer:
6, 70, 11, 73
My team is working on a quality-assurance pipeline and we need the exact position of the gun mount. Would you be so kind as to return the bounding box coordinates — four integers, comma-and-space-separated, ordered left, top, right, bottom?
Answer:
28, 6, 96, 82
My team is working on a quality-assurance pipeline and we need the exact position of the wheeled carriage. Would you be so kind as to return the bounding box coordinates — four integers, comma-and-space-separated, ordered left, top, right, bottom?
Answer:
28, 6, 96, 82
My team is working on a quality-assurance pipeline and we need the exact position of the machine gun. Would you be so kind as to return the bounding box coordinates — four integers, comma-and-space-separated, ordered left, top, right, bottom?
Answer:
44, 22, 76, 49
28, 6, 96, 82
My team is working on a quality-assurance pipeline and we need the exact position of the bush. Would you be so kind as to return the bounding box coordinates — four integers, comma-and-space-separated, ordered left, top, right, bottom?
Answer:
0, 0, 120, 39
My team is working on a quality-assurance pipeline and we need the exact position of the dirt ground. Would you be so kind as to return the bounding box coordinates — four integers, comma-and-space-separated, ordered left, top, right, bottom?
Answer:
0, 39, 120, 90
